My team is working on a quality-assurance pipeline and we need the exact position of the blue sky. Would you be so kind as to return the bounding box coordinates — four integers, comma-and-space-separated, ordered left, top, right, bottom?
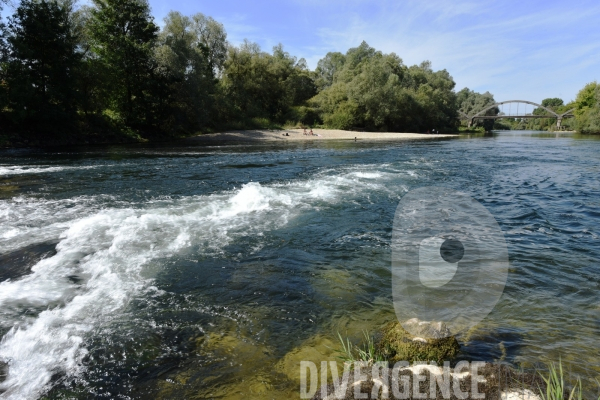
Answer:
4, 0, 598, 103
146, 0, 600, 104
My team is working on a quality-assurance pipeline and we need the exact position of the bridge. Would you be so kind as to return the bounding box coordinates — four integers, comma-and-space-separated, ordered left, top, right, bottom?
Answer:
459, 100, 575, 128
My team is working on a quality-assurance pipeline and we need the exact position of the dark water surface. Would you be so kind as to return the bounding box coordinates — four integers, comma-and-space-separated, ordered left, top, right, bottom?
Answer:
0, 131, 598, 399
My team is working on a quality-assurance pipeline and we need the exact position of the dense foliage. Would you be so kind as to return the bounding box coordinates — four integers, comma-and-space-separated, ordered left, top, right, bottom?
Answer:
219, 41, 316, 128
0, 0, 597, 144
573, 82, 600, 134
456, 88, 498, 131
0, 0, 324, 143
309, 42, 457, 132
3, 0, 79, 135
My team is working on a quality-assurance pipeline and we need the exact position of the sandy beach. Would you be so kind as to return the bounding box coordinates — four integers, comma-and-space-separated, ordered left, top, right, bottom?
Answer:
185, 128, 457, 142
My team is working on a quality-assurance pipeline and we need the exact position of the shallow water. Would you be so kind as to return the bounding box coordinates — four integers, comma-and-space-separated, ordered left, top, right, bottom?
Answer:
0, 131, 598, 399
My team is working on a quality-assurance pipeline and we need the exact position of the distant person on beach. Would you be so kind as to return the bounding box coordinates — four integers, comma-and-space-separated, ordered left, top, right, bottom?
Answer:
310, 129, 313, 135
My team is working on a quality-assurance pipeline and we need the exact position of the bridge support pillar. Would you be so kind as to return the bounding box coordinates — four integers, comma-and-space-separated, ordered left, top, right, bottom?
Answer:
556, 117, 562, 129
468, 119, 474, 128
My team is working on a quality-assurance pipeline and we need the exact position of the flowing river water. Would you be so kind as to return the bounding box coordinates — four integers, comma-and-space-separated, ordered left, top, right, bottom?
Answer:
0, 131, 598, 399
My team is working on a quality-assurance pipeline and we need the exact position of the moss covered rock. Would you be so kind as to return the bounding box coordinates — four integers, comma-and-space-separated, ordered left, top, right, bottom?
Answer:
377, 321, 460, 364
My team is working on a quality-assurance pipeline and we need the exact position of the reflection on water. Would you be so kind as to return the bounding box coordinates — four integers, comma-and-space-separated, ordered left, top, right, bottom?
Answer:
0, 131, 598, 398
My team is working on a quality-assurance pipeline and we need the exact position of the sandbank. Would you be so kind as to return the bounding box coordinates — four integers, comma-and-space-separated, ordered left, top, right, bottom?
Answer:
185, 128, 457, 143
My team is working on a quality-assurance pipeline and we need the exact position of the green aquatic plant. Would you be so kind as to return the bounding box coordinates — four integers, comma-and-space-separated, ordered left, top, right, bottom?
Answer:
537, 360, 583, 400
335, 330, 385, 366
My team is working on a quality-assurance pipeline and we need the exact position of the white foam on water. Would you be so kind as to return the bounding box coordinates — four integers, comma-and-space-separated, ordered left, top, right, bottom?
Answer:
352, 171, 382, 179
0, 165, 107, 176
0, 164, 402, 399
0, 196, 123, 254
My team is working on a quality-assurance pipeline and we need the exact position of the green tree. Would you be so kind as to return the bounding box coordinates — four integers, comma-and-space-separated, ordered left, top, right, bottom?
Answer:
154, 11, 226, 133
190, 13, 227, 76
314, 51, 345, 91
70, 5, 111, 118
574, 82, 597, 116
574, 82, 600, 134
525, 98, 564, 130
219, 41, 316, 127
5, 0, 80, 134
88, 0, 159, 127
0, 1, 7, 113
456, 88, 497, 131
0, 0, 6, 60
311, 42, 457, 132
541, 97, 563, 110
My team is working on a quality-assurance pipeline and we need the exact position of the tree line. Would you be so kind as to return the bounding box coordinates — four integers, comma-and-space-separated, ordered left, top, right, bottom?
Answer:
0, 0, 460, 144
0, 0, 598, 146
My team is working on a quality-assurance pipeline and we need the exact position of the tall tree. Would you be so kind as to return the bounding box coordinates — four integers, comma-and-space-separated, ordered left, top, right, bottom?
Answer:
5, 0, 80, 133
88, 0, 158, 127
190, 13, 227, 76
574, 82, 600, 134
314, 51, 345, 90
70, 5, 111, 117
0, 0, 6, 59
220, 41, 315, 126
154, 11, 224, 132
0, 1, 7, 112
456, 88, 497, 131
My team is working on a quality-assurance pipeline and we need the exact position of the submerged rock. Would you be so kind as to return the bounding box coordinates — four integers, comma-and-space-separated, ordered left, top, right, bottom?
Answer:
150, 331, 286, 400
275, 334, 340, 385
377, 321, 460, 364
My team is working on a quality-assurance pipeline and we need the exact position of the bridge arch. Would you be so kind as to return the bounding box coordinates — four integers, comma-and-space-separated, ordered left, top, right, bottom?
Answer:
471, 100, 558, 119
460, 100, 576, 129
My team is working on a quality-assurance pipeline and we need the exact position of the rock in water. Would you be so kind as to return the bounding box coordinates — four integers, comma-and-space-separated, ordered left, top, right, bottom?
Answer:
377, 320, 460, 364
403, 318, 451, 339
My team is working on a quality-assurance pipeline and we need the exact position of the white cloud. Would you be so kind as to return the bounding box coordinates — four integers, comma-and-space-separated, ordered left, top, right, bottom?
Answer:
294, 0, 600, 102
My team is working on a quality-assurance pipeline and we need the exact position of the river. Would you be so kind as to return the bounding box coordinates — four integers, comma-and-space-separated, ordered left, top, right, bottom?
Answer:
0, 131, 598, 399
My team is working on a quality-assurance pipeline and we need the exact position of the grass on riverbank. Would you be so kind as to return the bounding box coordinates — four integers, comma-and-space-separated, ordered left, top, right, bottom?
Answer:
335, 331, 385, 366
538, 360, 600, 400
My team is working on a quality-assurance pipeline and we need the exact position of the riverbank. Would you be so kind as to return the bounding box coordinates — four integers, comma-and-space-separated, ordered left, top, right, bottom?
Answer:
0, 128, 455, 148
184, 129, 457, 142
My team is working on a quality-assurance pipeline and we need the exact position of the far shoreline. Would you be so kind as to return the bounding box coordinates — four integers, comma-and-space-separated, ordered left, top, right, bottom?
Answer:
0, 128, 456, 149
184, 128, 458, 143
